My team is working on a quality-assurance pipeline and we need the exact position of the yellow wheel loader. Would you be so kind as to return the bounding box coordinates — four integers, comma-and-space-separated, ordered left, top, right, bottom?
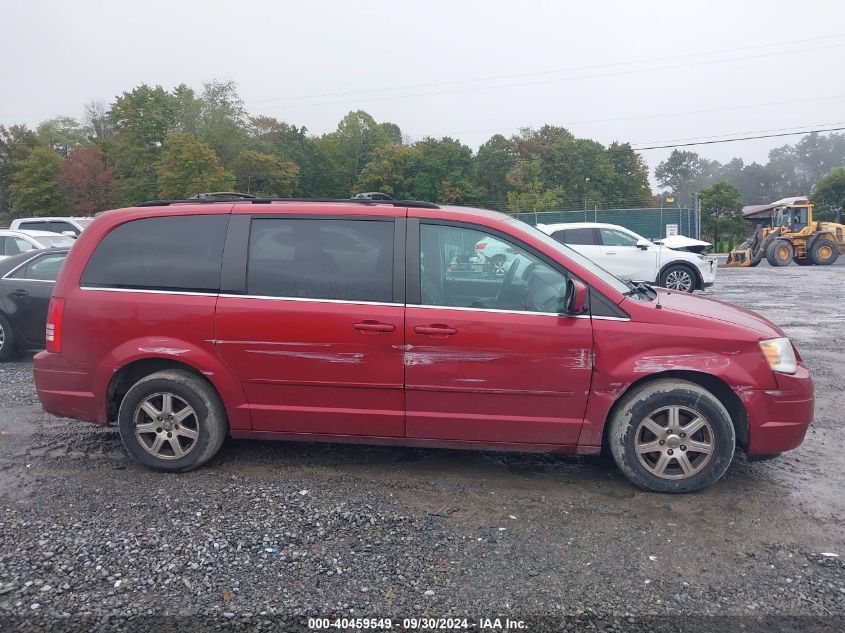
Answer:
726, 201, 845, 267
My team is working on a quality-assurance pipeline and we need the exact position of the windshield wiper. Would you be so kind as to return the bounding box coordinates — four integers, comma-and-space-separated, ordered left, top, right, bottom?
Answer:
623, 281, 656, 301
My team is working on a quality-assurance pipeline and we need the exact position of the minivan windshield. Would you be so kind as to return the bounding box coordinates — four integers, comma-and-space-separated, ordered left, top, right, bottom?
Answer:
505, 217, 632, 295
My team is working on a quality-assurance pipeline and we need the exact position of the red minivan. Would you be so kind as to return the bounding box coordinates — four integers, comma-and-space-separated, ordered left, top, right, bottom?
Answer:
33, 198, 814, 492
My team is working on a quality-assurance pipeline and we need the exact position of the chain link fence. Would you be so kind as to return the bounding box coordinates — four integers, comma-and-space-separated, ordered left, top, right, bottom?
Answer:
513, 207, 700, 240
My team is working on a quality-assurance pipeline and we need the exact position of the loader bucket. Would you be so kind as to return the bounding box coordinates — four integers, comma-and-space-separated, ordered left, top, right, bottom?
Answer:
726, 248, 753, 267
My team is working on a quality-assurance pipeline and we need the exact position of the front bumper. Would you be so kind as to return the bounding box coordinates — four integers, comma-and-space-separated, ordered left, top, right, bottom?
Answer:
699, 258, 718, 286
741, 365, 814, 455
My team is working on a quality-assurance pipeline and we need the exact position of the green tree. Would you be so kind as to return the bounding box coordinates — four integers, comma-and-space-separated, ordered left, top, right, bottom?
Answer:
475, 134, 515, 210
698, 181, 744, 248
234, 150, 299, 197
411, 137, 477, 203
9, 146, 68, 216
36, 116, 88, 157
607, 142, 652, 207
155, 133, 234, 199
505, 160, 564, 212
355, 144, 422, 199
655, 150, 717, 206
812, 167, 845, 221
0, 124, 41, 214
318, 110, 393, 195
196, 80, 248, 166
107, 84, 178, 204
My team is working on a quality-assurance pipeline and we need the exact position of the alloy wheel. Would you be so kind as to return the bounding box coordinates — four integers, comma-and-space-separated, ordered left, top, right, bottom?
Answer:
634, 405, 714, 480
133, 392, 199, 460
664, 270, 693, 292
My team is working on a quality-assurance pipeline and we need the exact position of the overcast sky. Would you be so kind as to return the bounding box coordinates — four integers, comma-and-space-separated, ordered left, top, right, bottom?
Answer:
1, 0, 843, 180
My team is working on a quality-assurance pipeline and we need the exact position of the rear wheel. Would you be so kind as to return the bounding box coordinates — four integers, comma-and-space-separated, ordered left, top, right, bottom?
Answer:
810, 238, 839, 265
659, 265, 696, 293
609, 380, 736, 493
766, 240, 793, 266
0, 314, 18, 362
118, 369, 227, 472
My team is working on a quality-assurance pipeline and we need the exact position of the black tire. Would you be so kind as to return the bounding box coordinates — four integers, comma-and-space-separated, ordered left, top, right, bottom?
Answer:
0, 313, 18, 362
794, 258, 813, 266
658, 264, 697, 293
117, 369, 227, 472
766, 240, 793, 267
608, 379, 736, 493
809, 238, 839, 265
748, 258, 761, 267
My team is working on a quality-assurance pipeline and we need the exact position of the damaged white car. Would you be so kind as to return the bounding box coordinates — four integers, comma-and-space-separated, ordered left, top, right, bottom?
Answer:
537, 222, 717, 292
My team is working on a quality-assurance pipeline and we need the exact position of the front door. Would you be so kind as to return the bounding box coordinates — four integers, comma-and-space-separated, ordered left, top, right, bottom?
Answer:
215, 216, 406, 437
597, 227, 657, 283
404, 222, 593, 446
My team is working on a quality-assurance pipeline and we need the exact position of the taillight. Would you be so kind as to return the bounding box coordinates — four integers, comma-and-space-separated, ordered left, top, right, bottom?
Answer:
46, 297, 65, 353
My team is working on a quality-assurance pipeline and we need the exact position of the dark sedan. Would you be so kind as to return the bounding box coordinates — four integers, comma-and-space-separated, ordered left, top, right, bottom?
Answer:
0, 248, 69, 360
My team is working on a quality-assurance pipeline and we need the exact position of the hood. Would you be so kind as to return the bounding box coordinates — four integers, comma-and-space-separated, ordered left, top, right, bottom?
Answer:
642, 288, 785, 338
654, 235, 712, 253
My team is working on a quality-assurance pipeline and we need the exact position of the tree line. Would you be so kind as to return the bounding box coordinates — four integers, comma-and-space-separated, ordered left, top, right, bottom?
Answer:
1, 80, 843, 247
0, 80, 652, 220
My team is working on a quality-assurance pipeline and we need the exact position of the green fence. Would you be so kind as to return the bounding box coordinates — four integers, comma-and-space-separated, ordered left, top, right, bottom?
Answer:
513, 207, 700, 241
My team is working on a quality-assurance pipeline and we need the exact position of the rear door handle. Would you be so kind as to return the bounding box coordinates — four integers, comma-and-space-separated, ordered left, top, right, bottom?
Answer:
414, 324, 457, 336
353, 321, 395, 333
9, 289, 28, 298
605, 251, 616, 255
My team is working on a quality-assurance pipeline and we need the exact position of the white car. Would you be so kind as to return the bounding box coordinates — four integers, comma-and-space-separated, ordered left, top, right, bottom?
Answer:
0, 230, 76, 260
10, 216, 93, 237
537, 222, 717, 292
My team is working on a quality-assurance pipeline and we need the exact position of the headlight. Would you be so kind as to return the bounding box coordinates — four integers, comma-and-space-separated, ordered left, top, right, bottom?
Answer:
759, 337, 797, 374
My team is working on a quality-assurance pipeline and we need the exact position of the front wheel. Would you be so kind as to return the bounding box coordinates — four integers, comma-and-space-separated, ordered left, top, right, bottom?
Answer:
659, 265, 696, 293
766, 240, 793, 266
609, 380, 735, 493
118, 369, 227, 472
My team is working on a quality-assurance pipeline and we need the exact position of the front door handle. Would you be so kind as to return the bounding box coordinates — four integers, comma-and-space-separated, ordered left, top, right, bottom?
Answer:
353, 321, 395, 333
414, 324, 457, 336
605, 251, 617, 255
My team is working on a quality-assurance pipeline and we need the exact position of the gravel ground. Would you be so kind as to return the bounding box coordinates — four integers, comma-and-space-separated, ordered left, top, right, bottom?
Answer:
0, 262, 843, 632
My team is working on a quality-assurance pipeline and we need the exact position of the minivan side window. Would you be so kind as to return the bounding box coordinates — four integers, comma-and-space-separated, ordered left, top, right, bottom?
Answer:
247, 218, 394, 303
553, 228, 596, 245
81, 215, 228, 292
420, 224, 568, 313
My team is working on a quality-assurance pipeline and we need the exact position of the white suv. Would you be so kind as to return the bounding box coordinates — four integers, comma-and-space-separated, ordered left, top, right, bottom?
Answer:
537, 222, 717, 292
10, 217, 93, 237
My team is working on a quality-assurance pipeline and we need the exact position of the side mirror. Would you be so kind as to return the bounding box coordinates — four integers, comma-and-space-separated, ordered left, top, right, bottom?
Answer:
569, 279, 588, 314
636, 238, 650, 250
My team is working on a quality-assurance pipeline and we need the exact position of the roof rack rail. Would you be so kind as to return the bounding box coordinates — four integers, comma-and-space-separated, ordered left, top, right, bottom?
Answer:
136, 197, 440, 209
189, 191, 256, 200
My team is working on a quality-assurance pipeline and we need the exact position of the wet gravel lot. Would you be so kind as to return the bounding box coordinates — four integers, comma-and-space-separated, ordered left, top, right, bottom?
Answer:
0, 261, 843, 632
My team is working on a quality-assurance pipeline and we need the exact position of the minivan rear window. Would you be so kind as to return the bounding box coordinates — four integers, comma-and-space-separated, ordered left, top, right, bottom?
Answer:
247, 218, 394, 302
81, 215, 228, 292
